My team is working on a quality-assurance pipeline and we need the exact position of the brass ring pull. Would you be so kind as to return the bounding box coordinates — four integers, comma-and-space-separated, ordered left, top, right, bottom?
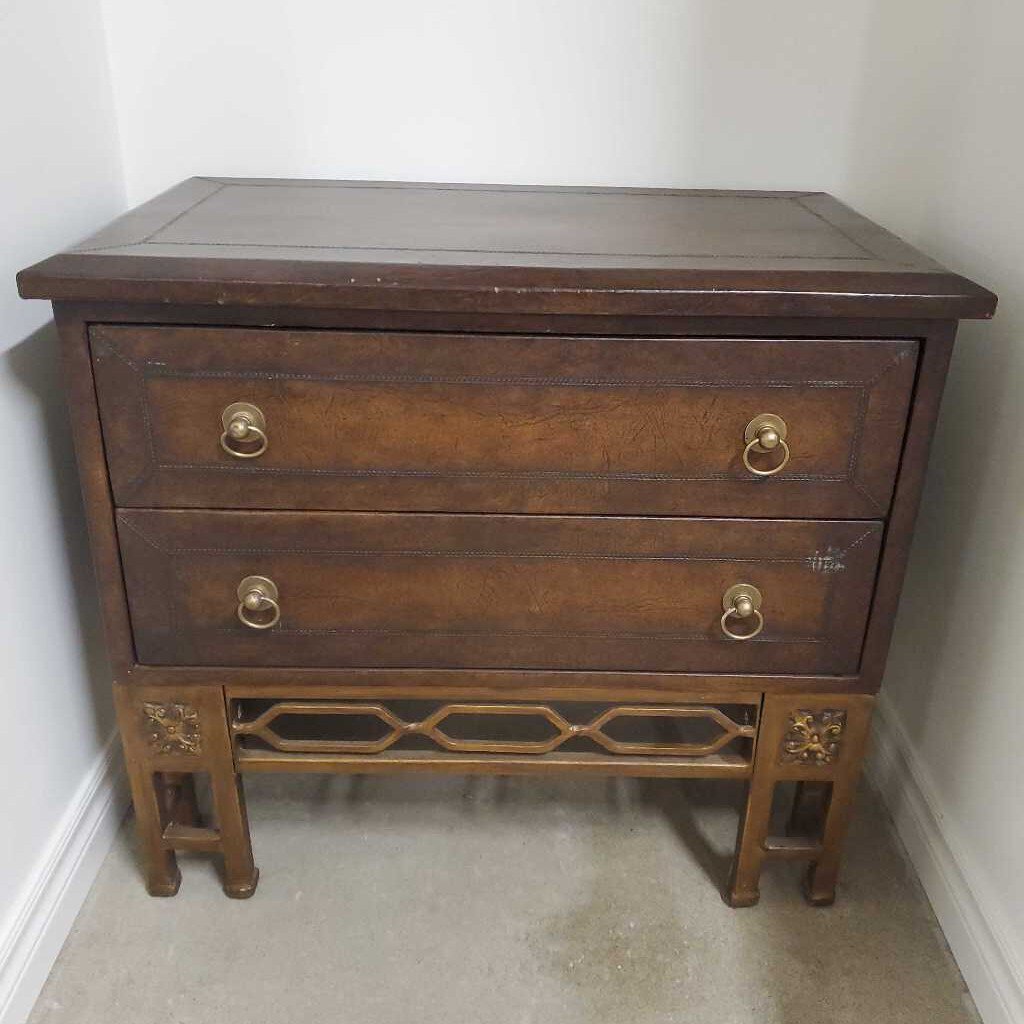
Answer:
220, 403, 268, 459
742, 414, 790, 477
721, 583, 764, 641
236, 576, 281, 630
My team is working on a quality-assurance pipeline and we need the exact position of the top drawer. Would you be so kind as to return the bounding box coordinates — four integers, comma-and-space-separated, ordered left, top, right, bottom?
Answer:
91, 326, 916, 517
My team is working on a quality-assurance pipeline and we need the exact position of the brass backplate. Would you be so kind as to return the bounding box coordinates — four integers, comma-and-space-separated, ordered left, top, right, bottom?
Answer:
237, 576, 278, 602
221, 402, 266, 432
743, 413, 787, 446
722, 583, 762, 612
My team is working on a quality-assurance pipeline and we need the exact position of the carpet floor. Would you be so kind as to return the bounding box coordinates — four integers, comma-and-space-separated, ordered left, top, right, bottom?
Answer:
28, 773, 977, 1024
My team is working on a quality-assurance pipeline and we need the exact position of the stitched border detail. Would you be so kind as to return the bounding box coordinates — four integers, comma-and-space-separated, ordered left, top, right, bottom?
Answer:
96, 331, 912, 510
134, 370, 868, 488
144, 365, 874, 389
209, 625, 828, 644
116, 513, 878, 652
114, 513, 876, 565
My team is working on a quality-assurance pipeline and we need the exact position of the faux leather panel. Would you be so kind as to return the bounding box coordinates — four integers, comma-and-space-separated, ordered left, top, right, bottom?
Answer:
117, 511, 882, 675
93, 326, 916, 518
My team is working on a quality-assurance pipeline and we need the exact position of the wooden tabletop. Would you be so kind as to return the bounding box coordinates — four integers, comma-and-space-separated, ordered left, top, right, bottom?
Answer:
17, 178, 996, 319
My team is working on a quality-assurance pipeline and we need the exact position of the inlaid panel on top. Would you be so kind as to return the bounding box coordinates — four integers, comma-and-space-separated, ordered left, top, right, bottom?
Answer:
72, 182, 885, 266
16, 179, 998, 317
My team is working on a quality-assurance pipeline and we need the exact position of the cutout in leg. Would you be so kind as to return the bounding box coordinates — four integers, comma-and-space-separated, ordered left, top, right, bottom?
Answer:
162, 771, 202, 828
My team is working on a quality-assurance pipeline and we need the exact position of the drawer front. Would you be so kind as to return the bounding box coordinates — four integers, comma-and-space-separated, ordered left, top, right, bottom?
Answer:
117, 511, 882, 674
93, 326, 916, 518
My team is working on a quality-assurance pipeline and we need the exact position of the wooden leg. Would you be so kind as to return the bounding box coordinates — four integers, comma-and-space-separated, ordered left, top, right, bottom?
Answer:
210, 771, 258, 898
114, 684, 258, 898
725, 770, 775, 907
725, 693, 874, 908
121, 760, 181, 897
803, 763, 866, 906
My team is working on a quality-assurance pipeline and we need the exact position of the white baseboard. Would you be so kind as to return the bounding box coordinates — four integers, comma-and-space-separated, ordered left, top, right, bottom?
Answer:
0, 729, 129, 1024
866, 698, 1024, 1024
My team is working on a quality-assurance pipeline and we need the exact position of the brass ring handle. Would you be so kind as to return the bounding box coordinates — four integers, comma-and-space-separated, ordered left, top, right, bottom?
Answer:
721, 606, 764, 641
742, 414, 790, 477
721, 583, 764, 641
236, 576, 281, 630
220, 403, 268, 459
742, 435, 790, 477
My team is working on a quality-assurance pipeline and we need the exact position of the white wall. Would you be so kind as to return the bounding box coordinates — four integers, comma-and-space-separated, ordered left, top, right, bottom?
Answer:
839, 2, 1024, 1020
6, 0, 1022, 1020
0, 0, 126, 1020
100, 0, 874, 203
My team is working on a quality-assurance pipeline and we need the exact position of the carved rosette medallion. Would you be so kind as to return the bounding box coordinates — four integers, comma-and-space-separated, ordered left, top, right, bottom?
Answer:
143, 702, 201, 755
780, 709, 846, 765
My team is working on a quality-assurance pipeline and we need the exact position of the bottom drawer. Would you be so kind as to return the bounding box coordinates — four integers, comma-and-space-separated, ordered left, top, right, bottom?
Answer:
117, 511, 881, 675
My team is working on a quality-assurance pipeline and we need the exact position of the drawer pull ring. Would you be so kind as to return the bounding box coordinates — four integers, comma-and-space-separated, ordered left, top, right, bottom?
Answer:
742, 414, 790, 477
236, 576, 281, 630
220, 402, 268, 459
721, 583, 764, 641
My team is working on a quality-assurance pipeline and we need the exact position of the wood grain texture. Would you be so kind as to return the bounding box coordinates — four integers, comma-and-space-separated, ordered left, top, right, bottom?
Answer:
17, 179, 996, 319
135, 667, 863, 697
115, 510, 882, 675
857, 325, 957, 688
91, 325, 916, 517
53, 309, 136, 677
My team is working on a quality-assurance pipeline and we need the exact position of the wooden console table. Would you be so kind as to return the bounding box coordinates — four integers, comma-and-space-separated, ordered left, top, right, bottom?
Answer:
18, 179, 995, 905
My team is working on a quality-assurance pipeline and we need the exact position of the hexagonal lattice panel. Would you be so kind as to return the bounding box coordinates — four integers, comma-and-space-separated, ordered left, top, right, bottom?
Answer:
232, 700, 756, 758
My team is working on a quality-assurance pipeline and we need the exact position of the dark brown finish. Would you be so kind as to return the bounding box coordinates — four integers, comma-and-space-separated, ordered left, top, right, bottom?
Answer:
53, 308, 137, 679
116, 510, 882, 674
18, 179, 996, 319
857, 322, 957, 688
138, 668, 864, 697
92, 325, 915, 517
19, 179, 995, 906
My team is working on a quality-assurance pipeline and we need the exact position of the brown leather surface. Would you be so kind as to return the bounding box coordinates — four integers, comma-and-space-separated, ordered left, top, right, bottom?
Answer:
17, 179, 997, 318
92, 325, 916, 518
116, 511, 882, 675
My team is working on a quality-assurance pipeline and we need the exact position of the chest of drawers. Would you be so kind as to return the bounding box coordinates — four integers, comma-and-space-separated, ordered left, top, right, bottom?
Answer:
18, 179, 996, 906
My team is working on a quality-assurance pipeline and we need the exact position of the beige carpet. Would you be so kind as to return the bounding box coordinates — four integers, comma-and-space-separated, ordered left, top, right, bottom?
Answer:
28, 774, 978, 1024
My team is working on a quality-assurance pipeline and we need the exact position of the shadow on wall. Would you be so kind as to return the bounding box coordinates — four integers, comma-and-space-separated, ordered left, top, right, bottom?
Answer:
5, 320, 113, 744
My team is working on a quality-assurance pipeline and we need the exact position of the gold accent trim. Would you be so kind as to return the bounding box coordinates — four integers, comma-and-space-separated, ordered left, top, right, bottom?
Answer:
743, 413, 790, 476
220, 402, 268, 458
721, 583, 764, 641
781, 709, 846, 765
236, 576, 281, 630
143, 702, 201, 756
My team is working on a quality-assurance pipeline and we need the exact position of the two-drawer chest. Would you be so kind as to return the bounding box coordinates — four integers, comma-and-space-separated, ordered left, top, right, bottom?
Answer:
18, 179, 996, 906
